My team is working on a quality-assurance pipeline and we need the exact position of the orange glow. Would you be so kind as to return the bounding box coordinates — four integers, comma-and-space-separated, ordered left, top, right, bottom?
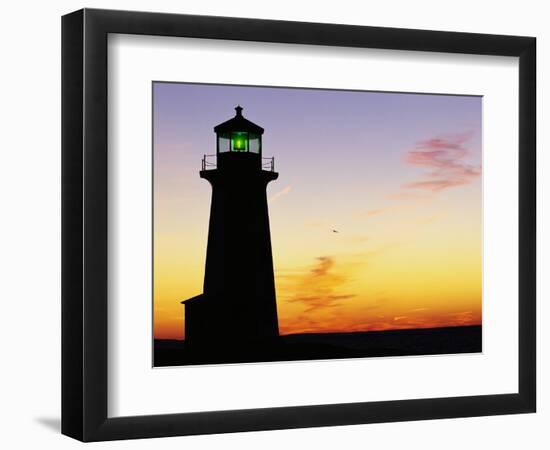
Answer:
154, 186, 482, 340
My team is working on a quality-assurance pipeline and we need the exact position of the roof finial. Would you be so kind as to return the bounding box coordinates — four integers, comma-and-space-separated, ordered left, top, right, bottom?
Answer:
235, 105, 243, 116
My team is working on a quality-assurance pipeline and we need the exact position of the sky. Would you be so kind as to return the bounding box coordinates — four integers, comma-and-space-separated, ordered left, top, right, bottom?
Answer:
153, 82, 482, 340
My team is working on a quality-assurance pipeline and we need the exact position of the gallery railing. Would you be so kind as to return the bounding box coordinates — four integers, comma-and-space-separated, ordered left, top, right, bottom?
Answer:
201, 154, 217, 171
262, 157, 275, 172
201, 154, 276, 172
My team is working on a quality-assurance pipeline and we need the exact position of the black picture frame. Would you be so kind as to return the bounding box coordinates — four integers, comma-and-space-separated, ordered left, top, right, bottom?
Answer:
62, 8, 536, 442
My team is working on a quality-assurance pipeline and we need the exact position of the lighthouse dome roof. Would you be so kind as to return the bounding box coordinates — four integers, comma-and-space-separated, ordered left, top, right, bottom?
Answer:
214, 106, 264, 135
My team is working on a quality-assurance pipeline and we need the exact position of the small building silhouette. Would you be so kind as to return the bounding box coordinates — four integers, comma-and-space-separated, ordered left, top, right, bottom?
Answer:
182, 106, 279, 347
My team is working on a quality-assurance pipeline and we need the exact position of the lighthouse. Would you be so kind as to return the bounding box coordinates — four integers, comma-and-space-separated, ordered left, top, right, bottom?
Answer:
182, 106, 279, 347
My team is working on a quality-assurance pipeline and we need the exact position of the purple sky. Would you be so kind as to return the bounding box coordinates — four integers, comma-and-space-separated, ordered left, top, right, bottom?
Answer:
153, 83, 481, 205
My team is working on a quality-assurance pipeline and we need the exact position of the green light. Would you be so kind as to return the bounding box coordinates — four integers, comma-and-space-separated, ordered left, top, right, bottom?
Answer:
232, 133, 247, 151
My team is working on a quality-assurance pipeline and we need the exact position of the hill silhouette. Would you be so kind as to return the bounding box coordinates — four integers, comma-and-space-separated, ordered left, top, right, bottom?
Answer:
154, 325, 481, 367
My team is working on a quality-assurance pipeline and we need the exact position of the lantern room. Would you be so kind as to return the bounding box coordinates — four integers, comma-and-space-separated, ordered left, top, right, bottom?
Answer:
214, 106, 264, 156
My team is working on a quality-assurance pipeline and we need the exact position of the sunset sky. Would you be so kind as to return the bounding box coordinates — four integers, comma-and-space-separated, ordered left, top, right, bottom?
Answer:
153, 82, 482, 340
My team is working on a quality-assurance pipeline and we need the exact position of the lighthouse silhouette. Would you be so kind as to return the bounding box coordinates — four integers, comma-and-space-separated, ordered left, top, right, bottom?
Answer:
182, 106, 280, 348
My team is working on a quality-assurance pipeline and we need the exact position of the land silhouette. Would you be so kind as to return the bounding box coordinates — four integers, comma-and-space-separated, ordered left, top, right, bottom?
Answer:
154, 325, 481, 367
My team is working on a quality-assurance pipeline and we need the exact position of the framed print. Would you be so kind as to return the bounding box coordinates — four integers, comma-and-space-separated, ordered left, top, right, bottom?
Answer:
61, 8, 536, 442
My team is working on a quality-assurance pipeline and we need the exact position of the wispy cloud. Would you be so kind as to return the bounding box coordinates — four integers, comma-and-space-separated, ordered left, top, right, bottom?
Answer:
285, 256, 356, 313
268, 185, 292, 203
361, 208, 387, 218
386, 191, 432, 201
353, 205, 406, 220
352, 202, 424, 221
402, 132, 481, 192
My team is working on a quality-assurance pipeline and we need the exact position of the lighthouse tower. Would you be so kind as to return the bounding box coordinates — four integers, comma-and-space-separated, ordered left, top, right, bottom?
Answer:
182, 106, 279, 347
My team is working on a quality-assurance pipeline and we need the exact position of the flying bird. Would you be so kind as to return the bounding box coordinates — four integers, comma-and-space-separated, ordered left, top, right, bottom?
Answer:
332, 229, 339, 233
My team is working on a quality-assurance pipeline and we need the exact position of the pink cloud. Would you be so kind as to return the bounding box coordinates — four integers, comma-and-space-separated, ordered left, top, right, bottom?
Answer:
402, 133, 481, 192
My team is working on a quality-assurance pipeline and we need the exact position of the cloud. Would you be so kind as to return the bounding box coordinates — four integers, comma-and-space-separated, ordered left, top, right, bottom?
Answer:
386, 192, 433, 201
352, 202, 429, 224
283, 256, 357, 313
353, 204, 410, 220
383, 309, 480, 330
275, 250, 481, 335
363, 208, 386, 217
402, 133, 481, 192
268, 185, 292, 203
446, 310, 477, 325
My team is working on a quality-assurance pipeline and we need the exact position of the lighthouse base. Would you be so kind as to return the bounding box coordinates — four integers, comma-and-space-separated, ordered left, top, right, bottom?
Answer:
183, 293, 279, 349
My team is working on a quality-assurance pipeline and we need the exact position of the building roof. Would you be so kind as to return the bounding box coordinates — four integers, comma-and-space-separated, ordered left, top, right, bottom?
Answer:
181, 294, 205, 304
213, 106, 264, 135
